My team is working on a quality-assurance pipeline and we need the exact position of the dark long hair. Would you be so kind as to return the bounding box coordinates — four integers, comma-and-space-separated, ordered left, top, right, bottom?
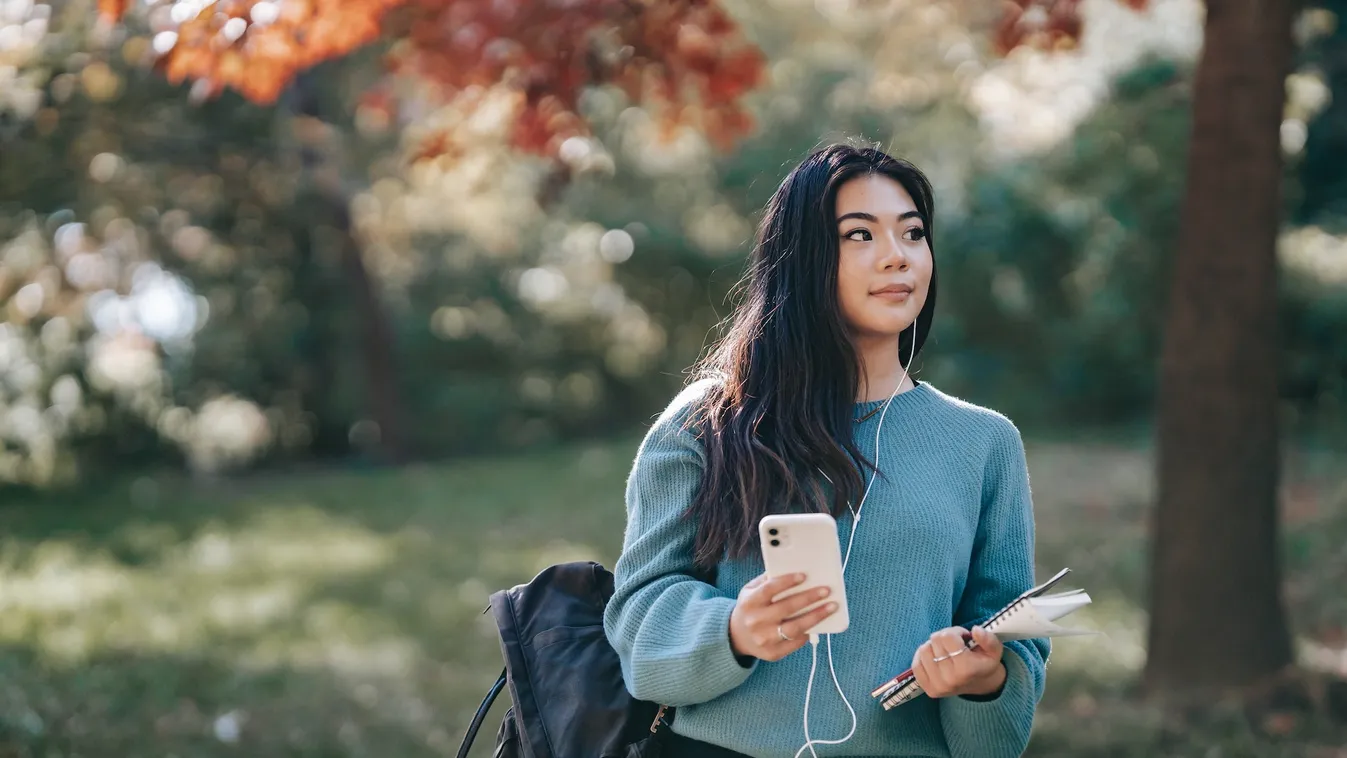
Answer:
684, 143, 939, 570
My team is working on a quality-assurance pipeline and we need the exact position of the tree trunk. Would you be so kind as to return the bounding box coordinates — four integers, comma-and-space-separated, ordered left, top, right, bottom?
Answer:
328, 195, 409, 464
286, 72, 410, 464
1145, 0, 1296, 695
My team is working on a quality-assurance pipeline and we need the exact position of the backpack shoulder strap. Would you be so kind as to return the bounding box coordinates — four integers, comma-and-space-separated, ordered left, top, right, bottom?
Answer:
456, 667, 507, 758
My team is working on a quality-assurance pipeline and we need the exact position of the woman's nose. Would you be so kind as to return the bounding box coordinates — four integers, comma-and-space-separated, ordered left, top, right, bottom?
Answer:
881, 237, 909, 270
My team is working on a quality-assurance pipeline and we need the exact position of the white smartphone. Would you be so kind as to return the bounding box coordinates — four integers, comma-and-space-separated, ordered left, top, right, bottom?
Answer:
758, 513, 850, 636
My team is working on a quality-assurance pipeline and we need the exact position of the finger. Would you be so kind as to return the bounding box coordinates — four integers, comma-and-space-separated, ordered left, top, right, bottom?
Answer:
772, 585, 833, 620
972, 625, 1003, 656
910, 642, 932, 688
962, 628, 1003, 684
944, 626, 972, 647
757, 624, 810, 659
911, 640, 927, 671
954, 643, 985, 686
743, 573, 769, 590
929, 630, 974, 685
940, 627, 1000, 689
781, 601, 839, 638
914, 645, 947, 697
758, 616, 799, 646
926, 659, 952, 698
750, 572, 807, 605
931, 628, 970, 658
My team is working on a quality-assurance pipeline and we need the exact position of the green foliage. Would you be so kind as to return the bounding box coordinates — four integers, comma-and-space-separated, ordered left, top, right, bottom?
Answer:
1282, 0, 1347, 436
919, 54, 1347, 434
1295, 0, 1347, 228
922, 57, 1190, 425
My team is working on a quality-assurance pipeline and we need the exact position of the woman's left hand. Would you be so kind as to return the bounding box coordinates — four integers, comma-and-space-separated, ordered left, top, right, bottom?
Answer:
911, 625, 1006, 699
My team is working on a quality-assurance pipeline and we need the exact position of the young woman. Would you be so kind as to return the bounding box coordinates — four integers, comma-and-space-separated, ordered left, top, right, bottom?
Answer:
602, 143, 1049, 758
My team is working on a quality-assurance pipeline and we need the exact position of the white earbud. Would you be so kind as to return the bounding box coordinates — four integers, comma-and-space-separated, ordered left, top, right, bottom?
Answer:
796, 323, 918, 758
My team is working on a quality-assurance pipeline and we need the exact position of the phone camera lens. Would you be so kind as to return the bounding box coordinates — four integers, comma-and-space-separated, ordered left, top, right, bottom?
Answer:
768, 528, 779, 536
769, 539, 780, 547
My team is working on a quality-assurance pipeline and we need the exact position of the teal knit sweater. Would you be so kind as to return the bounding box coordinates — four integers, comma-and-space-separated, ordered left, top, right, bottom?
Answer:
602, 379, 1051, 758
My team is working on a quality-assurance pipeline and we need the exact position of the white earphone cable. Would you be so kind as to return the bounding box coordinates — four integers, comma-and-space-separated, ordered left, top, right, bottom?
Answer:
795, 326, 917, 758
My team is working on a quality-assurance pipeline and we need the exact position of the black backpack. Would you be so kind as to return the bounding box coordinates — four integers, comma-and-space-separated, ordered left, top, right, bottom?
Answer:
455, 561, 697, 758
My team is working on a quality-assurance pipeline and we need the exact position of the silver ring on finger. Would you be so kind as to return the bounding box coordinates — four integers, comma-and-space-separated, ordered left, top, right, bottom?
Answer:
777, 625, 792, 642
932, 647, 965, 663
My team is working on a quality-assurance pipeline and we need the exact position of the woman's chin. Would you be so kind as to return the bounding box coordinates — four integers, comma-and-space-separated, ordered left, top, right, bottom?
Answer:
866, 311, 919, 334
853, 320, 917, 343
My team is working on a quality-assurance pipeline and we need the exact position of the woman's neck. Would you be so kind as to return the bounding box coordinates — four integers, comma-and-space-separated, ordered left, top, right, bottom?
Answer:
855, 337, 916, 402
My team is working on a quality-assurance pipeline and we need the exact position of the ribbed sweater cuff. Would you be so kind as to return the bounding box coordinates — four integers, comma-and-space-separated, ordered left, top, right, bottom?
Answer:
691, 598, 758, 700
939, 649, 1035, 757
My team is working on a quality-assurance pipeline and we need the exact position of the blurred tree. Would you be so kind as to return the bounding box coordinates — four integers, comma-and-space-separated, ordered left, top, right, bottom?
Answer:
935, 57, 1189, 424
93, 0, 767, 463
1146, 0, 1297, 695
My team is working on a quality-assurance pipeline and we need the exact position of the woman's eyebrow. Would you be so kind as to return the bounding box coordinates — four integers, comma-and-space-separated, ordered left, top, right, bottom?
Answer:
836, 210, 922, 224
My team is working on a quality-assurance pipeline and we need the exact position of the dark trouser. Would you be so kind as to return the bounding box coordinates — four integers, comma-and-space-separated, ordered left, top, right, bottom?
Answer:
662, 731, 752, 758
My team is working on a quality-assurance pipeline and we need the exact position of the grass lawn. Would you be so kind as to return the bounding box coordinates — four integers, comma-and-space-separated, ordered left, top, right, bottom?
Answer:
0, 432, 1344, 757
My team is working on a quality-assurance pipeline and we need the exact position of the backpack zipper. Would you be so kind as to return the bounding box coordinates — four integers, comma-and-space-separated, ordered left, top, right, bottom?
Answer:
649, 704, 669, 734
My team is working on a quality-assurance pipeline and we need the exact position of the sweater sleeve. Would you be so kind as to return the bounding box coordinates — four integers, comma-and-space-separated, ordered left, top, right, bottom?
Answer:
602, 391, 757, 706
939, 417, 1050, 758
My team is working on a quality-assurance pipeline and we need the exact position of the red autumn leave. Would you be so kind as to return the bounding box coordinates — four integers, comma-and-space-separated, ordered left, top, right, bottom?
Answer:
993, 0, 1149, 56
97, 0, 132, 22
101, 0, 766, 158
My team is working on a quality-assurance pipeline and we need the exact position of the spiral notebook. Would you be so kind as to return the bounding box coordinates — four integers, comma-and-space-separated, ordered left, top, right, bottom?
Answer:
869, 567, 1095, 710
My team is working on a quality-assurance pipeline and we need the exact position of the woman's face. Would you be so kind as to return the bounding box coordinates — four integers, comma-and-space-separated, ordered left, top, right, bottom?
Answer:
834, 173, 933, 345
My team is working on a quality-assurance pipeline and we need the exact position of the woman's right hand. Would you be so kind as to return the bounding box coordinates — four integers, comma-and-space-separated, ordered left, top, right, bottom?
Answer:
728, 572, 838, 661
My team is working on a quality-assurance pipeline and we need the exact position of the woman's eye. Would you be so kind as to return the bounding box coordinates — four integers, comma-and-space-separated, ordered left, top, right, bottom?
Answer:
904, 227, 927, 241
844, 229, 872, 242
